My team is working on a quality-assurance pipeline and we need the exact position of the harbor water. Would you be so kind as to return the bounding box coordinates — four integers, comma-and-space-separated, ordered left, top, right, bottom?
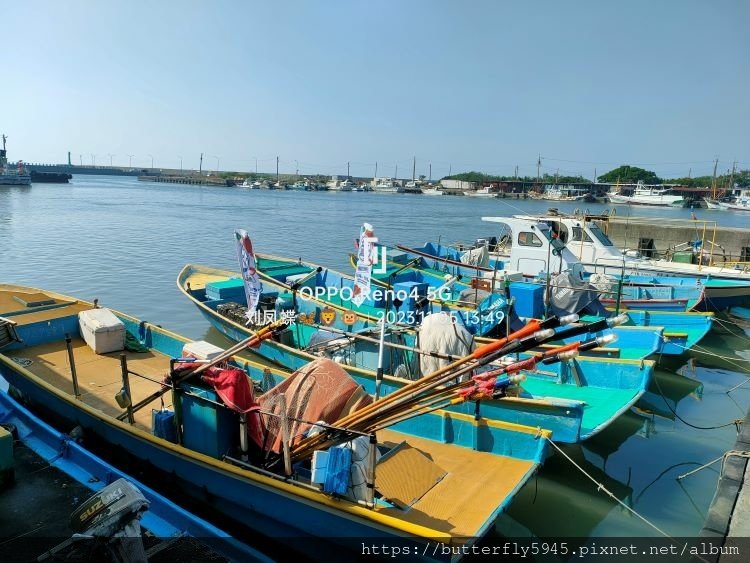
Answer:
2, 175, 750, 545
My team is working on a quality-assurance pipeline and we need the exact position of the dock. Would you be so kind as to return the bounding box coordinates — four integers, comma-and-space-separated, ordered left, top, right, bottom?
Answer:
138, 174, 235, 187
699, 408, 750, 560
591, 215, 750, 264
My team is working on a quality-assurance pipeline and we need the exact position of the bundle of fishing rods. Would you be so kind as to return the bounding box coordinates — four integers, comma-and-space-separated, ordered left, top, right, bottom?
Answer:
290, 312, 629, 463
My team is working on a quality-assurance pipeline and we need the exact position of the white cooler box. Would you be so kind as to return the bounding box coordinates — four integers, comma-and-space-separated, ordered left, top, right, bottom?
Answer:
78, 308, 126, 354
182, 340, 224, 361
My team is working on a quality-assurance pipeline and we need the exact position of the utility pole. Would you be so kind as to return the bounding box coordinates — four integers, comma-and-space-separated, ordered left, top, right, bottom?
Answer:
347, 161, 350, 178
79, 154, 83, 166
276, 156, 279, 182
199, 153, 203, 174
374, 161, 378, 178
514, 165, 518, 179
429, 163, 432, 182
448, 164, 451, 176
412, 156, 416, 181
295, 160, 298, 177
255, 157, 258, 174
395, 164, 398, 180
108, 153, 114, 167
688, 167, 691, 178
594, 168, 597, 182
127, 154, 134, 168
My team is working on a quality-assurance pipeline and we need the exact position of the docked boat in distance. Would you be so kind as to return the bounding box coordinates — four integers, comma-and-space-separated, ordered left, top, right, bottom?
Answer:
464, 186, 498, 198
0, 283, 550, 558
0, 134, 31, 186
607, 182, 684, 206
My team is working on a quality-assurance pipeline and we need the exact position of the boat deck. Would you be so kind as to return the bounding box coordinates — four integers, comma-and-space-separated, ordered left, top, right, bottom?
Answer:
0, 289, 91, 326
1, 285, 539, 540
6, 338, 168, 431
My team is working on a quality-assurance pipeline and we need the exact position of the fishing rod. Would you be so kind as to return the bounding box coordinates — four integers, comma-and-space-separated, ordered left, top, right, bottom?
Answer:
369, 333, 617, 431
290, 315, 582, 461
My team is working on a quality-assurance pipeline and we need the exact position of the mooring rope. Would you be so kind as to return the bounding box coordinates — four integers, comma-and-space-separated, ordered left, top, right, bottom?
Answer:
651, 372, 744, 431
545, 436, 675, 539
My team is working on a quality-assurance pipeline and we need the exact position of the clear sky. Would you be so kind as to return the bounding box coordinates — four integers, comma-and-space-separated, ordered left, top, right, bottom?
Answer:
4, 0, 748, 180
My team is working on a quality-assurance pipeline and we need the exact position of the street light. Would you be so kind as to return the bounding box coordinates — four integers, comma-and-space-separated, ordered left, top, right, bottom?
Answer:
90, 154, 96, 166
127, 154, 134, 168
107, 153, 115, 167
148, 154, 154, 169
178, 155, 183, 171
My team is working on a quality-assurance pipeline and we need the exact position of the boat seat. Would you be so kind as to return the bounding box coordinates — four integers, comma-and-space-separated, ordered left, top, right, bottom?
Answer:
0, 316, 21, 350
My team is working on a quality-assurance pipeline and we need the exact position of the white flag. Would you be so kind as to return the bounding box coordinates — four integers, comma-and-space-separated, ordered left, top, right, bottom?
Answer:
234, 229, 263, 324
352, 223, 376, 306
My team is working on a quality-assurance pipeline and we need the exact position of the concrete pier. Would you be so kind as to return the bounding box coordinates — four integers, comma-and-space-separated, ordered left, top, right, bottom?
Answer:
138, 174, 235, 187
592, 215, 750, 264
699, 408, 750, 561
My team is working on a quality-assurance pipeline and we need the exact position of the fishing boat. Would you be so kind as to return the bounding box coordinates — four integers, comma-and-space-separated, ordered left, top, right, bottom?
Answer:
372, 179, 402, 193
0, 389, 267, 562
179, 262, 655, 443
349, 244, 711, 357
607, 182, 684, 206
540, 185, 587, 201
718, 190, 750, 211
463, 186, 498, 198
0, 283, 551, 558
398, 214, 750, 309
0, 135, 31, 186
421, 186, 444, 196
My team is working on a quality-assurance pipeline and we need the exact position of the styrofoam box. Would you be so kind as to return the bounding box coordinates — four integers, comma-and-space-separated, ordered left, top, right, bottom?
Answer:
78, 308, 125, 354
182, 340, 224, 361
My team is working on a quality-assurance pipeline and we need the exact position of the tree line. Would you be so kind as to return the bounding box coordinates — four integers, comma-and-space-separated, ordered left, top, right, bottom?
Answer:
443, 165, 750, 189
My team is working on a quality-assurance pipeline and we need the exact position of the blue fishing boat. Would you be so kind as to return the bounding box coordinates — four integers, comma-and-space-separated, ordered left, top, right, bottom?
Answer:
179, 263, 655, 443
0, 388, 268, 562
0, 283, 550, 558
364, 243, 713, 356
397, 213, 750, 312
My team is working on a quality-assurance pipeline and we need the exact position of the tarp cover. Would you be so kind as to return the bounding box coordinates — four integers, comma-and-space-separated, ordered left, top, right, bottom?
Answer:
460, 245, 489, 268
259, 358, 372, 454
548, 271, 607, 317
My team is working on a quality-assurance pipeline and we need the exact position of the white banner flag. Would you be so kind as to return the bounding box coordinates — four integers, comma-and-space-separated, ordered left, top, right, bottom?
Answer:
352, 223, 376, 306
234, 229, 263, 324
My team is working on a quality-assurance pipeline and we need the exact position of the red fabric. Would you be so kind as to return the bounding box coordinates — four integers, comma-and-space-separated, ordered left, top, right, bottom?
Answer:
201, 367, 265, 448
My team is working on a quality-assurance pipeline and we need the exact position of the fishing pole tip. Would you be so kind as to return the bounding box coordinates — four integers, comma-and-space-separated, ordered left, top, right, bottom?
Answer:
596, 333, 618, 346
558, 314, 580, 326
608, 313, 630, 327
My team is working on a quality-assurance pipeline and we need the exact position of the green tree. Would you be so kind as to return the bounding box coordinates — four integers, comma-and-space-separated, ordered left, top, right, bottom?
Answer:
598, 165, 662, 184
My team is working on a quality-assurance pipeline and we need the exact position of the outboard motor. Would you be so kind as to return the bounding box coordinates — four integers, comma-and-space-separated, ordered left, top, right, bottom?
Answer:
39, 478, 149, 562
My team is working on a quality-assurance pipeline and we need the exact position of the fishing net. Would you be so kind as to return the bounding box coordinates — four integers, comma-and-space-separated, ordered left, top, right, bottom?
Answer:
258, 358, 371, 455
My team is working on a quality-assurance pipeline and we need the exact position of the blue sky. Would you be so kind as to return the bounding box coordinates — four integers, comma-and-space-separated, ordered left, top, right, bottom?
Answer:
4, 0, 748, 179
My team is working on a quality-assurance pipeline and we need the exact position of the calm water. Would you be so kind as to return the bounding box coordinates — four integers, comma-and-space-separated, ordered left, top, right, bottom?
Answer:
2, 175, 749, 542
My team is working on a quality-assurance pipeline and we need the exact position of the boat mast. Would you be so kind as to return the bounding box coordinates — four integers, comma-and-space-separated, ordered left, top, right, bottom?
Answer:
711, 158, 718, 198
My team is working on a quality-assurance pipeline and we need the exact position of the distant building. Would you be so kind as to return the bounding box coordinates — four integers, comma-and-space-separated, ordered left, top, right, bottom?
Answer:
440, 179, 476, 191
